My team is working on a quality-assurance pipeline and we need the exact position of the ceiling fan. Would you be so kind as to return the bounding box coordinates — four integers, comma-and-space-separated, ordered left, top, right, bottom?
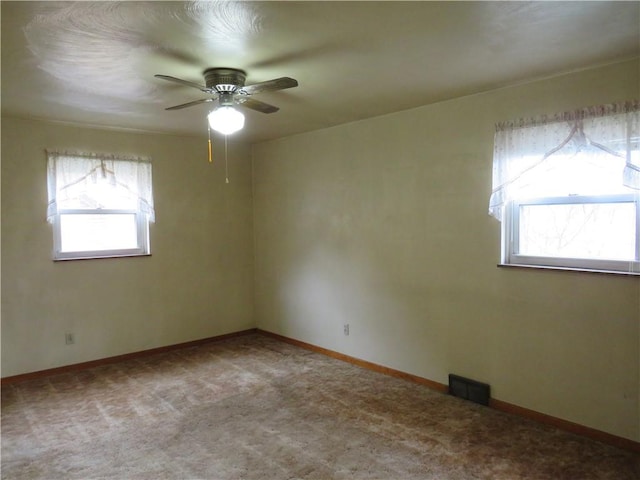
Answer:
155, 67, 298, 113
155, 68, 298, 172
155, 67, 298, 135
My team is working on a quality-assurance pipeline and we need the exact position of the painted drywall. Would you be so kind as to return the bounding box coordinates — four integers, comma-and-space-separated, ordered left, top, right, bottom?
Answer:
1, 117, 254, 377
252, 59, 640, 441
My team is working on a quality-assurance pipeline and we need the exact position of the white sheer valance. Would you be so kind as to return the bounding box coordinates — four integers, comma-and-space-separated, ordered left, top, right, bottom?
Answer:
489, 100, 640, 220
46, 150, 155, 223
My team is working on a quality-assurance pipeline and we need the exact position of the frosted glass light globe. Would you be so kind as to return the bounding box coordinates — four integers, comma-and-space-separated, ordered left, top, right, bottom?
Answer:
207, 106, 245, 135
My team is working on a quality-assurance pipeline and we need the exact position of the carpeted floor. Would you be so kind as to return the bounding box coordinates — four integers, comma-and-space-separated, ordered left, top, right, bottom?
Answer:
1, 333, 638, 479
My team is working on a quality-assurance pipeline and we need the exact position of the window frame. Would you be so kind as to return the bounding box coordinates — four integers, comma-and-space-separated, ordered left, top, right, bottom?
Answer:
52, 208, 150, 261
502, 193, 640, 274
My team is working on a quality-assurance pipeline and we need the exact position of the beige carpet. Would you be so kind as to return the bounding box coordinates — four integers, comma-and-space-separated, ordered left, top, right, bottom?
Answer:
2, 333, 638, 479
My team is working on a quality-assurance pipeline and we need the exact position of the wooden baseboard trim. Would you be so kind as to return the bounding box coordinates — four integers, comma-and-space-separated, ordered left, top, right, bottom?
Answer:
257, 329, 448, 393
257, 329, 640, 454
1, 328, 258, 386
489, 398, 640, 453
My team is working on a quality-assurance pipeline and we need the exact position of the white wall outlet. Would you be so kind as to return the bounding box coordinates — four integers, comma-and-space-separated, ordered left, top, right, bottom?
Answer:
65, 333, 75, 345
343, 324, 350, 336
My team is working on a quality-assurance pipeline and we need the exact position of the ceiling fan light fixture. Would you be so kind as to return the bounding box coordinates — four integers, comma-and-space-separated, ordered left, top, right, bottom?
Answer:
208, 106, 245, 135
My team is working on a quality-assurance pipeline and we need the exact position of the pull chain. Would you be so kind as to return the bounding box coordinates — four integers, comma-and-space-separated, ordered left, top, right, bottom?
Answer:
207, 124, 229, 184
224, 135, 230, 184
207, 125, 213, 163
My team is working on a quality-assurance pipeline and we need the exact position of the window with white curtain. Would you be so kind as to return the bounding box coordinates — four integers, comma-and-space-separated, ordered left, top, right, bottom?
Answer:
46, 151, 155, 260
489, 101, 639, 274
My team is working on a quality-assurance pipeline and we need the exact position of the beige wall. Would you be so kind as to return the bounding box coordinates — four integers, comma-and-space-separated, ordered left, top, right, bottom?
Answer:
1, 117, 254, 377
2, 59, 639, 443
252, 59, 640, 441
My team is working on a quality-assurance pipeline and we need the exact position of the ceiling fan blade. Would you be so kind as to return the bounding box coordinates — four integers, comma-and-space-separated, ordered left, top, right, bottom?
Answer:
240, 77, 298, 95
165, 98, 216, 111
236, 97, 279, 114
155, 74, 210, 93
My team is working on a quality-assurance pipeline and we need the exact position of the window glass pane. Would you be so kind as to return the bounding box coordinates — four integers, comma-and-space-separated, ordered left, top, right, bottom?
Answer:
518, 202, 636, 260
59, 214, 139, 252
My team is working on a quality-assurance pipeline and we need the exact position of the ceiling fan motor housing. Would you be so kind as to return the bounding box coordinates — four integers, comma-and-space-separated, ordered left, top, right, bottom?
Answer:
204, 68, 247, 92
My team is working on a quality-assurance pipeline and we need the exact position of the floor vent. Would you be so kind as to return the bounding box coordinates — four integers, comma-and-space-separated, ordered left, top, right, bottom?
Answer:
448, 374, 490, 406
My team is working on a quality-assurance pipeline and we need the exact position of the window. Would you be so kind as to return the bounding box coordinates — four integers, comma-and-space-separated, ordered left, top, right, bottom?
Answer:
46, 151, 155, 260
489, 101, 640, 274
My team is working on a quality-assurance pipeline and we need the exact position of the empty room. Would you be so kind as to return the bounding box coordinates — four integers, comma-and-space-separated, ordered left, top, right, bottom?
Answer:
1, 1, 639, 478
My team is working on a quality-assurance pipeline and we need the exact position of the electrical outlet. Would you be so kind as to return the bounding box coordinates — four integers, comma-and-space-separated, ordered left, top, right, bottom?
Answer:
343, 324, 350, 336
65, 333, 75, 345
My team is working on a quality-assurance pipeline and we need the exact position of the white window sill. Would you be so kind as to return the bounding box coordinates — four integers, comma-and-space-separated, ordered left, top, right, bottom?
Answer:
53, 253, 152, 262
498, 263, 640, 277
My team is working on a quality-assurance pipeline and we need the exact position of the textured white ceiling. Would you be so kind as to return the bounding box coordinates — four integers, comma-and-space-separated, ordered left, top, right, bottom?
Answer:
2, 1, 639, 143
